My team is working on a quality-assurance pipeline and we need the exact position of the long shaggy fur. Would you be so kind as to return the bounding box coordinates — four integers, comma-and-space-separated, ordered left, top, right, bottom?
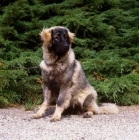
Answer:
32, 26, 119, 121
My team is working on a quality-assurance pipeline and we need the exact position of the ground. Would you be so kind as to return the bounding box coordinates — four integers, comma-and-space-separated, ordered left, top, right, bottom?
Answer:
0, 106, 139, 140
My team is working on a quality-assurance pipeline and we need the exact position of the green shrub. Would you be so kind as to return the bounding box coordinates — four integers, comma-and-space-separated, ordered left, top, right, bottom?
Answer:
0, 0, 139, 107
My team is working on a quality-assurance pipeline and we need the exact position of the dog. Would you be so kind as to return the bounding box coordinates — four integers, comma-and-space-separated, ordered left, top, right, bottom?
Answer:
32, 26, 119, 122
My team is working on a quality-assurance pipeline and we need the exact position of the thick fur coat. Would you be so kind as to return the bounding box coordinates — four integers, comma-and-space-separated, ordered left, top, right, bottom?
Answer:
32, 26, 119, 121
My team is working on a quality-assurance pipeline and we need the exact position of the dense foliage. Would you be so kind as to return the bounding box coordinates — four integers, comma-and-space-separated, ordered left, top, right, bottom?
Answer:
0, 0, 139, 108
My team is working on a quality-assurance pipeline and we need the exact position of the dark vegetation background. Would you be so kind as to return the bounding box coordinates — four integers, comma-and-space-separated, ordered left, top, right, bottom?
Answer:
0, 0, 139, 109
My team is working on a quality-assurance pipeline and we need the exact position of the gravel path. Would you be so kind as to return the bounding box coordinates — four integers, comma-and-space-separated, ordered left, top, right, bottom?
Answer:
0, 106, 139, 140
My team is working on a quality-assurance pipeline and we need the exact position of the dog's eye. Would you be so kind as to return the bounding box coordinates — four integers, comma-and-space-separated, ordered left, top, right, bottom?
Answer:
64, 34, 68, 39
55, 34, 60, 40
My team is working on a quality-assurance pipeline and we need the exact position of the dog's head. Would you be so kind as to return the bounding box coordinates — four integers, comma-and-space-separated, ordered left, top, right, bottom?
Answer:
40, 26, 75, 56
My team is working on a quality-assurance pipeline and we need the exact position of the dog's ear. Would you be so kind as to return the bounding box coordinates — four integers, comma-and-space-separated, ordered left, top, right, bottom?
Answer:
40, 28, 51, 44
68, 31, 75, 42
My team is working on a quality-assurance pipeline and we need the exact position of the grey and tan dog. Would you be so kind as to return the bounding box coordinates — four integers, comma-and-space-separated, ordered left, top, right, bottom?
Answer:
32, 26, 119, 122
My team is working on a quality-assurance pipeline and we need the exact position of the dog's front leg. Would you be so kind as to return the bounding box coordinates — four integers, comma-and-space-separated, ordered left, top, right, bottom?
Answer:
32, 83, 51, 119
50, 89, 71, 122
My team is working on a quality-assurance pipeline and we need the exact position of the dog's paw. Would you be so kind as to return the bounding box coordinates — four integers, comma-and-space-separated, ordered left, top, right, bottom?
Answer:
83, 111, 93, 118
31, 113, 44, 119
50, 114, 61, 122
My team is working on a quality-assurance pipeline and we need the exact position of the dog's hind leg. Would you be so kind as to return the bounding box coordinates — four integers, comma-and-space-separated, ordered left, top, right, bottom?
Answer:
83, 94, 99, 118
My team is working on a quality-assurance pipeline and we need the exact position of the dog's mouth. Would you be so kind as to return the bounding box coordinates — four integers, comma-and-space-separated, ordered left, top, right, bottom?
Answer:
49, 45, 70, 56
56, 46, 69, 56
62, 45, 69, 51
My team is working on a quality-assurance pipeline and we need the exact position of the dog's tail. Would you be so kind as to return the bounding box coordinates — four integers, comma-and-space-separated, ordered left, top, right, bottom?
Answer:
98, 103, 119, 114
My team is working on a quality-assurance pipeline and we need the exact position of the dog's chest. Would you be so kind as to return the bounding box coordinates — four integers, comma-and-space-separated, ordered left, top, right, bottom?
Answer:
43, 69, 60, 94
40, 60, 71, 87
46, 63, 66, 84
48, 69, 60, 83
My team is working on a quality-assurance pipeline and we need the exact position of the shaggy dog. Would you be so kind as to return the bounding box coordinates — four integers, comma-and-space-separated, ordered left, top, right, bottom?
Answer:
32, 26, 119, 122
